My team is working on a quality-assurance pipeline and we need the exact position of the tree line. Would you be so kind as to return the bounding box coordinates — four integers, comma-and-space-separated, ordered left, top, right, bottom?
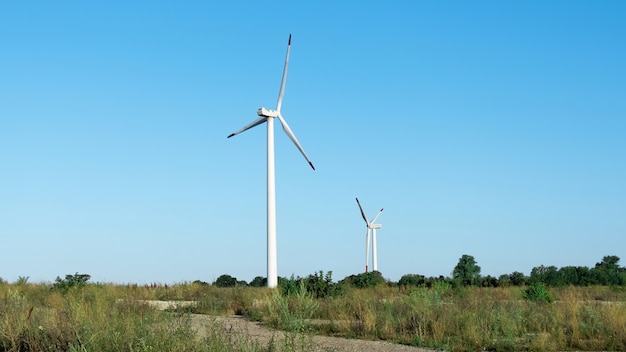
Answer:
205, 254, 625, 295
6, 254, 622, 297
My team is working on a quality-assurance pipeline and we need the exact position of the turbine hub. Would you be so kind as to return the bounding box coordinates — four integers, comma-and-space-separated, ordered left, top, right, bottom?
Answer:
257, 107, 278, 117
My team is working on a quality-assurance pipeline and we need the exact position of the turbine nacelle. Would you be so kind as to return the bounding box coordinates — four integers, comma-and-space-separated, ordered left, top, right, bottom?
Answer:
258, 107, 278, 118
370, 223, 382, 230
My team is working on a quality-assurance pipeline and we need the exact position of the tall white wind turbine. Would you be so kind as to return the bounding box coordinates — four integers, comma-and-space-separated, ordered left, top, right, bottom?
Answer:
228, 35, 315, 288
355, 198, 383, 272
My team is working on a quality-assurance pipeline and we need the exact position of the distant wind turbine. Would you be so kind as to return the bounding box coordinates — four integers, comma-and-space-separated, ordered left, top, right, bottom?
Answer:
356, 198, 383, 272
228, 35, 315, 288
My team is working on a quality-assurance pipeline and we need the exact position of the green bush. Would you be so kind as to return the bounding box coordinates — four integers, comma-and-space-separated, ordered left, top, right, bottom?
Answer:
340, 271, 386, 288
523, 282, 554, 303
53, 272, 91, 293
399, 274, 426, 287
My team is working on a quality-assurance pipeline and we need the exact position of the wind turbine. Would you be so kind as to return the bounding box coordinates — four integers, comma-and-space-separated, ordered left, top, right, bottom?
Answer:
356, 198, 383, 272
227, 35, 315, 288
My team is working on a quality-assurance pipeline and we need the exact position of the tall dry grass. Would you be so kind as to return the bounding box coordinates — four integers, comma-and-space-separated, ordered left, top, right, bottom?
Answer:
3, 281, 625, 351
0, 282, 311, 352
244, 284, 626, 351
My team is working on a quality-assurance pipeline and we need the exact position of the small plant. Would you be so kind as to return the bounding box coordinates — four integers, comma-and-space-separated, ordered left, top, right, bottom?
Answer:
16, 276, 30, 285
523, 282, 554, 303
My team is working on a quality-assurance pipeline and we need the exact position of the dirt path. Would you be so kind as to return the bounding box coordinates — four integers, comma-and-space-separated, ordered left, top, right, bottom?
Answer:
189, 314, 435, 352
141, 300, 435, 351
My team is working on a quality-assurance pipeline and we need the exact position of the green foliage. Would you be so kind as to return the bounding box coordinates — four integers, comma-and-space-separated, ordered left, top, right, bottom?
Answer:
53, 272, 91, 293
249, 276, 267, 287
340, 271, 386, 288
268, 281, 319, 333
509, 271, 526, 286
16, 276, 30, 286
452, 254, 481, 286
278, 271, 342, 298
279, 275, 300, 296
523, 282, 554, 303
214, 274, 239, 287
560, 265, 594, 286
303, 271, 343, 298
530, 256, 626, 287
479, 275, 499, 287
593, 255, 625, 286
398, 274, 426, 287
530, 265, 560, 285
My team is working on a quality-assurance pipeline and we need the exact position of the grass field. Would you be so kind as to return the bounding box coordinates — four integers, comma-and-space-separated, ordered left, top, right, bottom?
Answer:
2, 281, 625, 351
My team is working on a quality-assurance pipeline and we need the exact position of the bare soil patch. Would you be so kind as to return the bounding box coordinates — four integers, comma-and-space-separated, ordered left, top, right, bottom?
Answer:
189, 314, 435, 352
142, 300, 434, 351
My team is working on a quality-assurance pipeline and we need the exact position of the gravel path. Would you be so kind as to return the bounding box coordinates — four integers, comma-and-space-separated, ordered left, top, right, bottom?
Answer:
189, 314, 436, 352
141, 300, 435, 351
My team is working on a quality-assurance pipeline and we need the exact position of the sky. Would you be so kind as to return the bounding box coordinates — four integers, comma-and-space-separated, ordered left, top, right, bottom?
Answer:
1, 2, 625, 284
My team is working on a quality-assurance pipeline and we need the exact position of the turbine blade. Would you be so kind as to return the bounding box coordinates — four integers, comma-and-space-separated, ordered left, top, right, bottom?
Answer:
227, 116, 267, 138
276, 113, 315, 170
276, 34, 291, 113
371, 208, 384, 224
356, 198, 369, 224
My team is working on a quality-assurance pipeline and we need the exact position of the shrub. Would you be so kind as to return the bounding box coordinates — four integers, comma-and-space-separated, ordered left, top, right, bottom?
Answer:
304, 270, 343, 298
268, 281, 319, 333
341, 271, 386, 288
53, 272, 91, 293
399, 274, 426, 287
279, 275, 300, 296
523, 282, 554, 303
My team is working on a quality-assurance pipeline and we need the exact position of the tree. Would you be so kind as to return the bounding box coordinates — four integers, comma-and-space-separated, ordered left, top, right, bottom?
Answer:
592, 255, 623, 286
250, 276, 267, 287
509, 271, 526, 286
530, 265, 559, 286
498, 274, 511, 287
452, 254, 481, 286
399, 274, 426, 287
479, 275, 498, 287
559, 266, 592, 286
214, 274, 238, 287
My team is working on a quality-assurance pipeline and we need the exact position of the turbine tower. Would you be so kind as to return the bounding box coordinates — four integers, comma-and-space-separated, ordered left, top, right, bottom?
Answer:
356, 198, 384, 272
228, 35, 315, 288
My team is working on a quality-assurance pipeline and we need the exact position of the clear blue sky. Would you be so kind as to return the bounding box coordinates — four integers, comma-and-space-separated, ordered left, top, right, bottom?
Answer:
1, 2, 625, 284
